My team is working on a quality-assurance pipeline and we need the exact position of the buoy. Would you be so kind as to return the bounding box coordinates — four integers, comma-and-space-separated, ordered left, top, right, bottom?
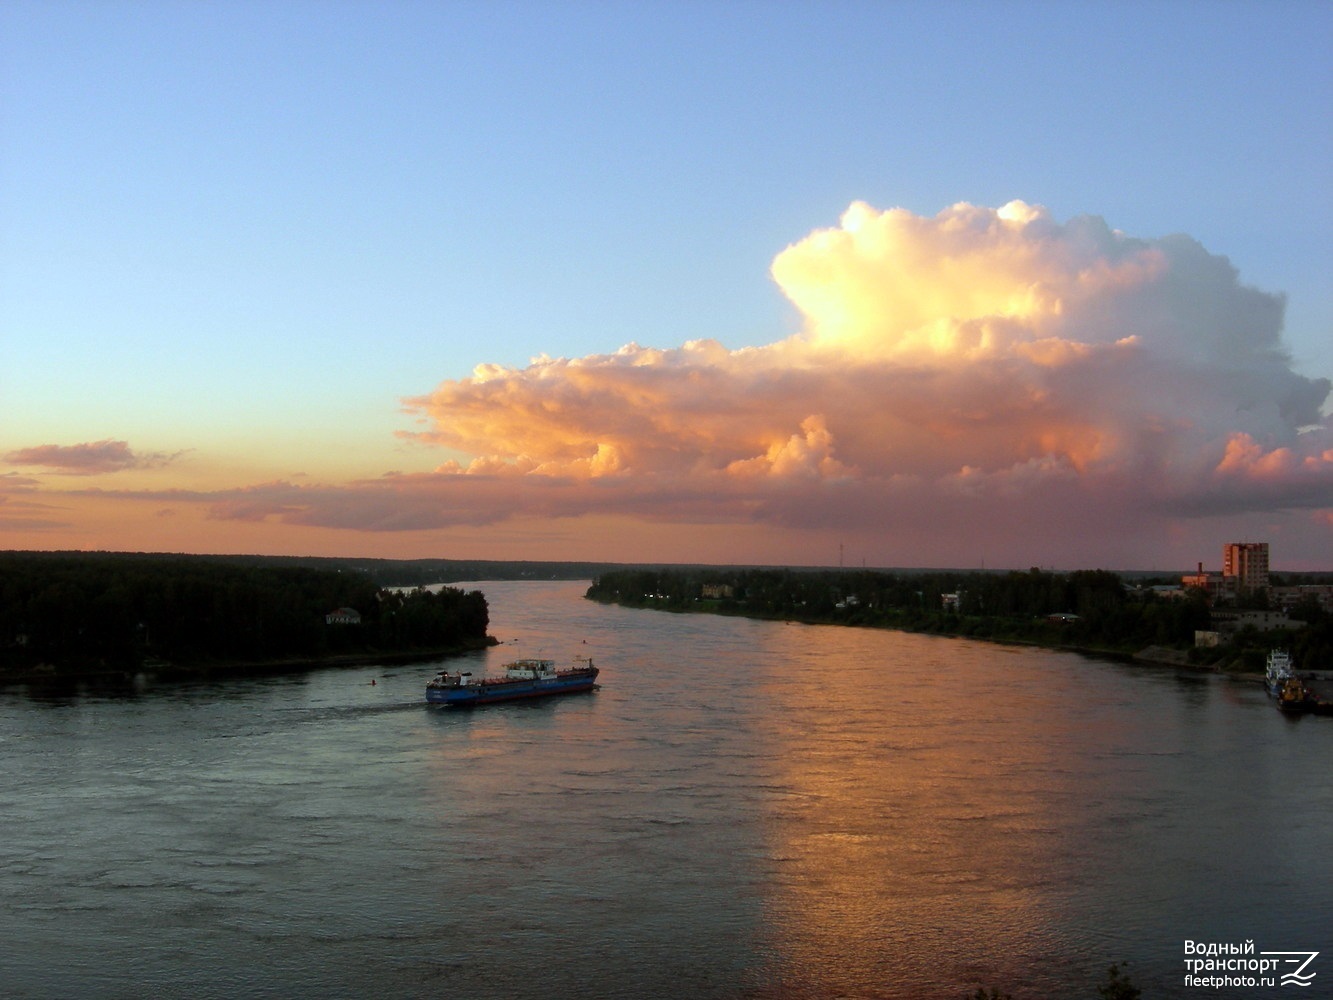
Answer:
370, 679, 376, 686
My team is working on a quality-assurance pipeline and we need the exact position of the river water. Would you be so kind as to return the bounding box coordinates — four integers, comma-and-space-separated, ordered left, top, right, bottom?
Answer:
2, 580, 1329, 999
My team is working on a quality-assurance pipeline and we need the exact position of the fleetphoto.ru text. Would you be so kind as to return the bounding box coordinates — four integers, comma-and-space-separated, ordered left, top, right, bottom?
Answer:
1184, 940, 1318, 989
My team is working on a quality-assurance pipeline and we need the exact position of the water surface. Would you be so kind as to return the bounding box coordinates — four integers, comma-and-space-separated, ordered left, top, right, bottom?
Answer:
2, 581, 1328, 998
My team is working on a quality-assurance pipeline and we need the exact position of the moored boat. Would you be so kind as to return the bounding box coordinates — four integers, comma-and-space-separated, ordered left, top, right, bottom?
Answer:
1275, 674, 1316, 714
1265, 649, 1294, 698
426, 656, 599, 707
1266, 649, 1316, 714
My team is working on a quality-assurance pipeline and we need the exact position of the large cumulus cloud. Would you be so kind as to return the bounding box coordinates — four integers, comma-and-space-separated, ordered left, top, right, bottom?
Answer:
399, 200, 1331, 535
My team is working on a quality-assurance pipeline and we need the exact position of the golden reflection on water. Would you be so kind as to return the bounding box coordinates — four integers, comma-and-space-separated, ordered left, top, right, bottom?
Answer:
746, 623, 1098, 998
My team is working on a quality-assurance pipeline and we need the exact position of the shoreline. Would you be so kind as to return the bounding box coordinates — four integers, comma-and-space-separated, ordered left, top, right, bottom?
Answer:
0, 636, 498, 689
591, 596, 1281, 684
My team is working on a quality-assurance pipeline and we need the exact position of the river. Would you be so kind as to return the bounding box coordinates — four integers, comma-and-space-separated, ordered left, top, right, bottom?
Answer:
2, 580, 1329, 999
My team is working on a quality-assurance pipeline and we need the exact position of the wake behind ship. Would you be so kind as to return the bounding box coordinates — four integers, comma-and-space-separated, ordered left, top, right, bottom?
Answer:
426, 657, 599, 707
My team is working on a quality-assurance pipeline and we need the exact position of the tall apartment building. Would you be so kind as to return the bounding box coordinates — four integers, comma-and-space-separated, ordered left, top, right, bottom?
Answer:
1222, 542, 1269, 594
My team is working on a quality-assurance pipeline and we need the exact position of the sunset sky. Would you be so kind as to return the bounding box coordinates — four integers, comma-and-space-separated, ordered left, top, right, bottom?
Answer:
3, 1, 1331, 571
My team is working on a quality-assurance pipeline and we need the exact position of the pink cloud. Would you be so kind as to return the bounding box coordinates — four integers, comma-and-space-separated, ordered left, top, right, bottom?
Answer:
5, 439, 184, 475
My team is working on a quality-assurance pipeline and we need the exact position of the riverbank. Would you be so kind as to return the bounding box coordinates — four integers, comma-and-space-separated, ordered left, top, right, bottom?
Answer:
591, 592, 1278, 684
0, 635, 498, 689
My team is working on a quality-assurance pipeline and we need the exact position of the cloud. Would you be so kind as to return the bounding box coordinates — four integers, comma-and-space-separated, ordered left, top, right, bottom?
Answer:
5, 439, 185, 475
25, 201, 1328, 566
395, 200, 1330, 540
0, 472, 41, 491
0, 474, 72, 531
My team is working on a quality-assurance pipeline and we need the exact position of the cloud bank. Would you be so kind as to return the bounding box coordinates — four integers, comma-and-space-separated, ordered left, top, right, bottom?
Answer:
11, 201, 1327, 564
391, 201, 1329, 541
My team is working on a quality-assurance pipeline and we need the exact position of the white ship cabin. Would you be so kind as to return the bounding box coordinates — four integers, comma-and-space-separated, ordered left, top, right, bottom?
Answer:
504, 658, 557, 680
1266, 649, 1293, 682
429, 670, 474, 688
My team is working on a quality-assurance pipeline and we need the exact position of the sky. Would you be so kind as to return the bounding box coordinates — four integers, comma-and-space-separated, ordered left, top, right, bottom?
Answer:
2, 0, 1331, 571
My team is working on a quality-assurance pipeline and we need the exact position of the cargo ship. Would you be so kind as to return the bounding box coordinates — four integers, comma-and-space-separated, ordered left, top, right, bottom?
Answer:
426, 656, 599, 707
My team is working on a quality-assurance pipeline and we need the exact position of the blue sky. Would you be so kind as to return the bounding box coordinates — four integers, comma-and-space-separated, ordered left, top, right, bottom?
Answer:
2, 1, 1330, 566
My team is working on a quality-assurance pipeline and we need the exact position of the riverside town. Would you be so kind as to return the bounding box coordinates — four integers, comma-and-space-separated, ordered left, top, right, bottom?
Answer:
585, 539, 1332, 693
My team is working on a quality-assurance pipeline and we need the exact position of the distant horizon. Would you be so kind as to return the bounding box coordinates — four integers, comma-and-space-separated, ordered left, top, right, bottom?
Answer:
5, 547, 1329, 580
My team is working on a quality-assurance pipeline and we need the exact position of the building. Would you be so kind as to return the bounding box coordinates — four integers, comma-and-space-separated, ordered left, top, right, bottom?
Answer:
1222, 542, 1269, 595
1181, 564, 1234, 603
1209, 609, 1304, 635
701, 583, 735, 600
1183, 542, 1272, 605
325, 607, 362, 625
1271, 584, 1333, 614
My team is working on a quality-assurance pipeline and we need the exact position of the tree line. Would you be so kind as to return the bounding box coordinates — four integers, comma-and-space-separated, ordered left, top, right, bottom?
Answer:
586, 566, 1332, 670
0, 551, 490, 676
47, 551, 625, 588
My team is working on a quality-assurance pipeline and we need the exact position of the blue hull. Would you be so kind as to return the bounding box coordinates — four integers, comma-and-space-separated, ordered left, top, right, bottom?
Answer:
426, 675, 598, 707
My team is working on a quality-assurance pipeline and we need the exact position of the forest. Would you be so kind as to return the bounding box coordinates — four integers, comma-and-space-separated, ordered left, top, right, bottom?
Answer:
0, 551, 491, 679
586, 566, 1332, 671
81, 553, 627, 588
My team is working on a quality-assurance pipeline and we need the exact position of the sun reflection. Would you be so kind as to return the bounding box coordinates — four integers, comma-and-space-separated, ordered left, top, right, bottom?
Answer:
745, 625, 1094, 997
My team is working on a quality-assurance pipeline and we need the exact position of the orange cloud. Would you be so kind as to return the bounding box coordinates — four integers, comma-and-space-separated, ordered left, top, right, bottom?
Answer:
397, 200, 1330, 540
1216, 434, 1297, 478
725, 415, 853, 480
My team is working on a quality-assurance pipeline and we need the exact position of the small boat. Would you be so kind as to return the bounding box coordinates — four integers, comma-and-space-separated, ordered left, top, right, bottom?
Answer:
1266, 649, 1315, 714
426, 657, 599, 707
1276, 675, 1316, 714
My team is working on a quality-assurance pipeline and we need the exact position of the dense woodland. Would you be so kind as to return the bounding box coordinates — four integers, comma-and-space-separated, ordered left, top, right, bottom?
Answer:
0, 552, 491, 678
586, 567, 1333, 672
